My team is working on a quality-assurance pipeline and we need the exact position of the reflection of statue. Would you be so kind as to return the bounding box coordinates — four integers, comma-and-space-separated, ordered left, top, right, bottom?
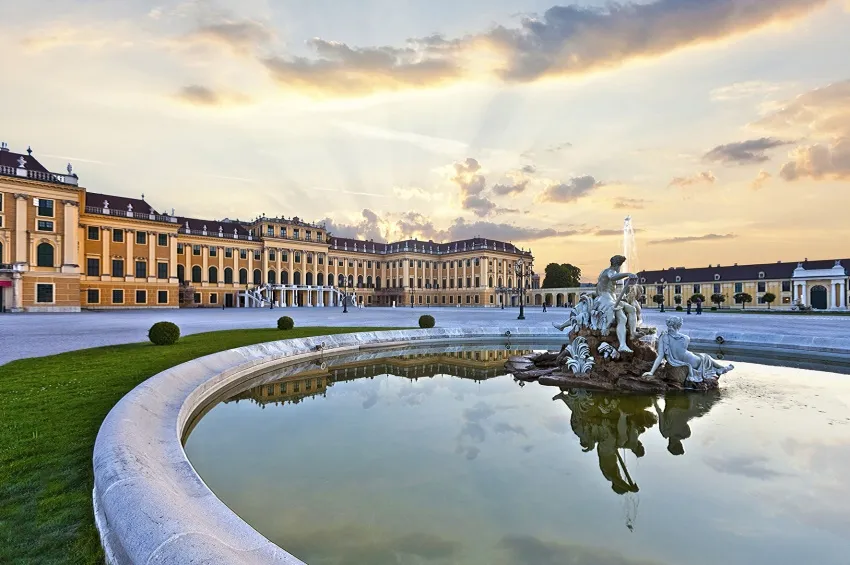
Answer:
556, 390, 656, 495
653, 391, 720, 455
595, 255, 638, 353
643, 317, 734, 383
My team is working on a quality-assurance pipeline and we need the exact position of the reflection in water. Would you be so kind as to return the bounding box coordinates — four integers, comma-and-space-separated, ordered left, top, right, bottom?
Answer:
186, 346, 850, 565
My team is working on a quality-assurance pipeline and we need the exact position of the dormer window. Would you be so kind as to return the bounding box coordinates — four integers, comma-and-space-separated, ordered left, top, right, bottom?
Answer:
675, 276, 681, 282
714, 274, 721, 281
758, 271, 765, 279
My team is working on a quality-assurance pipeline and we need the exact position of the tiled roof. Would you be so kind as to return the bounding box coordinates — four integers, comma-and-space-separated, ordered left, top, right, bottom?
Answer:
327, 236, 531, 256
638, 259, 849, 283
0, 149, 49, 173
176, 216, 252, 238
86, 192, 159, 215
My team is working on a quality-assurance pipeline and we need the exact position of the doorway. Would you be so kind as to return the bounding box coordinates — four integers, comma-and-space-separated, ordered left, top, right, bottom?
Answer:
225, 293, 234, 308
810, 285, 828, 310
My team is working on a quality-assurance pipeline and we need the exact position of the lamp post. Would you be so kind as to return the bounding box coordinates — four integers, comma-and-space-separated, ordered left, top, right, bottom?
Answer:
409, 286, 415, 308
514, 258, 533, 321
341, 279, 348, 314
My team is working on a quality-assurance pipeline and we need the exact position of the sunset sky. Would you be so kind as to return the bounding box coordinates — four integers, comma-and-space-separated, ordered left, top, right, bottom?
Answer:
2, 0, 849, 278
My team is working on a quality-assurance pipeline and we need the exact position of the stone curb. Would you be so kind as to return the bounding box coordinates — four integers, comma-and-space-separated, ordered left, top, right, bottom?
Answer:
92, 325, 850, 564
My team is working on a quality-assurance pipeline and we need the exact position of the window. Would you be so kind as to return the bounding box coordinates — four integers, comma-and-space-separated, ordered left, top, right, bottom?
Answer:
240, 249, 247, 259
457, 278, 462, 288
280, 227, 287, 238
136, 231, 147, 245
157, 262, 168, 279
269, 250, 276, 261
734, 282, 743, 293
158, 234, 168, 247
267, 226, 274, 236
209, 266, 218, 284
318, 255, 324, 265
36, 284, 54, 303
758, 281, 766, 293
693, 284, 701, 294
293, 229, 300, 239
307, 253, 313, 264
86, 257, 100, 276
157, 291, 168, 304
192, 265, 202, 283
88, 226, 100, 240
135, 261, 147, 279
674, 284, 681, 294
656, 285, 664, 294
36, 243, 54, 267
177, 265, 185, 283
37, 198, 54, 218
466, 277, 471, 288
475, 277, 480, 287
239, 269, 248, 284
193, 293, 201, 304
177, 243, 184, 254
295, 252, 301, 263
112, 289, 124, 304
87, 289, 99, 304
193, 245, 201, 256
306, 231, 312, 241
209, 247, 217, 257
37, 220, 54, 231
475, 295, 479, 304
224, 268, 233, 284
253, 250, 261, 261
713, 283, 721, 294
225, 248, 233, 258
782, 281, 791, 292
135, 290, 147, 304
113, 229, 124, 243
112, 259, 124, 278
210, 293, 218, 304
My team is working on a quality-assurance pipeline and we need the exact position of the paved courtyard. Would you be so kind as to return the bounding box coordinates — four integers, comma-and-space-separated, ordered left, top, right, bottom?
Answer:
2, 306, 849, 365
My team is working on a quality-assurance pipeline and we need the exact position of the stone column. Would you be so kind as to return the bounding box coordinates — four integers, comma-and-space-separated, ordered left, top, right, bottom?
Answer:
62, 201, 79, 272
288, 248, 294, 286
102, 227, 111, 279
169, 235, 178, 281
126, 229, 134, 280
14, 194, 27, 263
12, 270, 23, 311
247, 249, 254, 285
148, 232, 156, 281
262, 247, 269, 284
830, 281, 837, 309
202, 246, 209, 285
218, 248, 224, 288
800, 281, 807, 306
841, 280, 848, 309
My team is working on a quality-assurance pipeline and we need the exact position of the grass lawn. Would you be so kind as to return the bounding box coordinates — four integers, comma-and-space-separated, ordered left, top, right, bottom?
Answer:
0, 326, 399, 564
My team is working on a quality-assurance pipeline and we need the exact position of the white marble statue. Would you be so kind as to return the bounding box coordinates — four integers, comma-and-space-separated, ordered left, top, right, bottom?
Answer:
595, 255, 639, 353
643, 316, 734, 383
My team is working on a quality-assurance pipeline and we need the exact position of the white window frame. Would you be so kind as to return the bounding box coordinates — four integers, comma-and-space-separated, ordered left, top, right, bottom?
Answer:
36, 283, 55, 304
135, 289, 147, 305
112, 289, 125, 305
157, 290, 169, 305
36, 219, 54, 232
86, 288, 101, 304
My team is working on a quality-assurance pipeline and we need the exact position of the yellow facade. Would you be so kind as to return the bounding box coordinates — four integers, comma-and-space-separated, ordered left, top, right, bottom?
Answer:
0, 147, 534, 312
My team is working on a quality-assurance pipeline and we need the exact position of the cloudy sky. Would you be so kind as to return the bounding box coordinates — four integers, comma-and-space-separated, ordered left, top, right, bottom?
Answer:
2, 0, 849, 278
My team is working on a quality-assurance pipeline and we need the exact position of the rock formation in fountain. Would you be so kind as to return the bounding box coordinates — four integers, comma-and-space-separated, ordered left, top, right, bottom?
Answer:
508, 253, 733, 393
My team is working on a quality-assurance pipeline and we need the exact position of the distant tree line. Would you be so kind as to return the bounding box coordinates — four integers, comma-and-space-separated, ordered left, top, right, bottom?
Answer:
542, 263, 582, 288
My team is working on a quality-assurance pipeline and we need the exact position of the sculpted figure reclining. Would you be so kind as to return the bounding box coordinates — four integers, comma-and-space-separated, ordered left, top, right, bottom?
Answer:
643, 316, 734, 382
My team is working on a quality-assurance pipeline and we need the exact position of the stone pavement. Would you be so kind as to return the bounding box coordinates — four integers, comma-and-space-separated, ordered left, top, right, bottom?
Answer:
2, 306, 849, 365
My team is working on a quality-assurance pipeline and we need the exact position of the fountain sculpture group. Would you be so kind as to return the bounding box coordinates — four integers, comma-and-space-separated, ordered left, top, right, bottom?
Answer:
508, 254, 734, 393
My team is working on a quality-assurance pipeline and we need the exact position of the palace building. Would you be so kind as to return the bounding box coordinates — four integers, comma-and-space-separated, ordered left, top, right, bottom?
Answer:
637, 260, 849, 311
0, 144, 534, 312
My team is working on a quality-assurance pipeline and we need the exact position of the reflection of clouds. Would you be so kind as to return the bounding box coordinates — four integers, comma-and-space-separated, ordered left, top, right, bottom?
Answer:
464, 402, 496, 423
398, 383, 434, 406
543, 415, 570, 435
497, 534, 664, 565
493, 422, 527, 437
362, 390, 379, 409
460, 421, 487, 443
703, 455, 788, 479
283, 525, 461, 565
455, 445, 481, 460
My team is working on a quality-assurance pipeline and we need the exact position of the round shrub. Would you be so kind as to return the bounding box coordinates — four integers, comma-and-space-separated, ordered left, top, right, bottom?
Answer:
710, 306, 718, 311
148, 321, 180, 346
277, 316, 295, 330
419, 314, 435, 329
675, 305, 684, 312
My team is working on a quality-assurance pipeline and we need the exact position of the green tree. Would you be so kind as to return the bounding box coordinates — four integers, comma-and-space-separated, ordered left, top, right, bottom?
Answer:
674, 295, 682, 305
542, 263, 582, 288
762, 292, 776, 310
711, 293, 726, 309
652, 294, 665, 308
734, 292, 753, 309
690, 293, 706, 304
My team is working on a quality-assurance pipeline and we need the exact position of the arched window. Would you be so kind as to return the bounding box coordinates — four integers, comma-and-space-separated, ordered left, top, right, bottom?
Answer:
191, 265, 202, 283
293, 271, 302, 285
177, 265, 185, 283
209, 266, 218, 284
498, 277, 503, 288
337, 273, 344, 286
376, 276, 381, 290
253, 269, 261, 285
367, 276, 373, 288
36, 242, 54, 267
488, 276, 493, 288
281, 270, 289, 284
306, 272, 313, 285
268, 270, 276, 284
357, 275, 364, 288
327, 273, 334, 286
317, 273, 324, 286
348, 274, 354, 287
239, 268, 248, 285
224, 267, 233, 284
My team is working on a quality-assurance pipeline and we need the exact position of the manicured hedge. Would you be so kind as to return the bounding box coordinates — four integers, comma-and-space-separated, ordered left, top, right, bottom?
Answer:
148, 321, 180, 346
418, 314, 435, 328
277, 316, 295, 330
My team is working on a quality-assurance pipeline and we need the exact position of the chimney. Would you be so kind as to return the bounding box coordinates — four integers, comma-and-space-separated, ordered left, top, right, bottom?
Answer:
0, 142, 9, 152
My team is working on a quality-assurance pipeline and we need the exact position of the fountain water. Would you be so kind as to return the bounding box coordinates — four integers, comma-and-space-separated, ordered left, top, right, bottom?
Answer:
623, 216, 639, 276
